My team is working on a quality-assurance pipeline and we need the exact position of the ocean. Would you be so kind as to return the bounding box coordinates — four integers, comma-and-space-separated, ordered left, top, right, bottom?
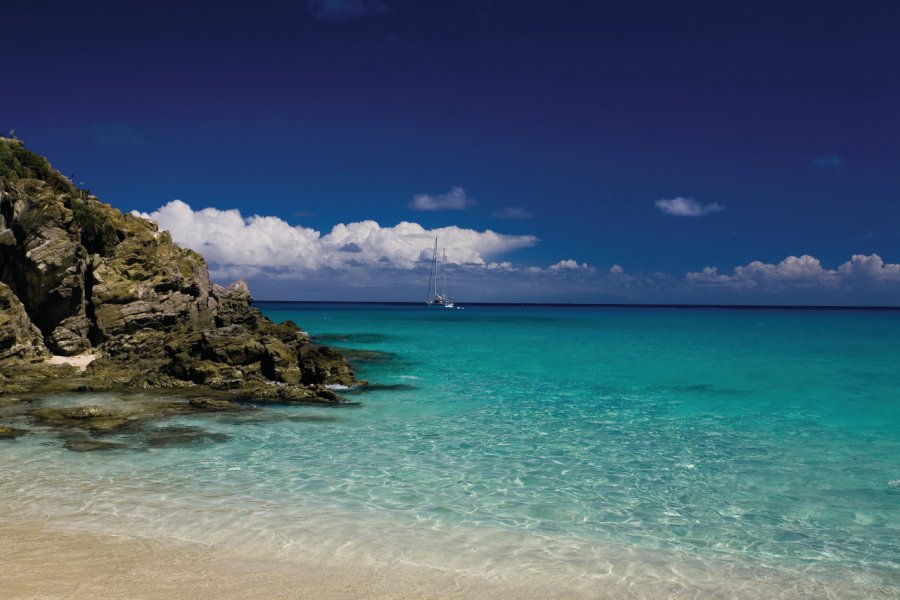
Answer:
1, 303, 898, 598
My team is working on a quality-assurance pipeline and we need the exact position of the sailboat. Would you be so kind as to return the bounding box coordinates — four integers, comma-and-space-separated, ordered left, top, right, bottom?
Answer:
425, 238, 456, 308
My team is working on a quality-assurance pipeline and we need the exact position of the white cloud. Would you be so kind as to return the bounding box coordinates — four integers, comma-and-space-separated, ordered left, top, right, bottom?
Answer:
606, 263, 639, 287
686, 255, 833, 289
492, 206, 534, 220
838, 254, 900, 282
732, 255, 832, 285
685, 266, 731, 284
686, 254, 900, 290
136, 200, 538, 276
409, 187, 476, 211
549, 259, 594, 272
655, 196, 725, 217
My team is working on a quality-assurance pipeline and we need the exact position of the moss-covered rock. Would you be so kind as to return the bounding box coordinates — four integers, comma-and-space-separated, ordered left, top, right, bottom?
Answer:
0, 425, 26, 439
0, 137, 359, 405
0, 281, 48, 359
0, 177, 90, 354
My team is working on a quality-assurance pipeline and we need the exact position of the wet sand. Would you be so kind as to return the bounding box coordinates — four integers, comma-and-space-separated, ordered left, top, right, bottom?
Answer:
0, 515, 572, 600
1, 512, 885, 599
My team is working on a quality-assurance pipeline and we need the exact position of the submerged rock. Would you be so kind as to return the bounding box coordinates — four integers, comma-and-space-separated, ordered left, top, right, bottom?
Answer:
188, 397, 245, 411
338, 348, 397, 364
0, 137, 359, 404
63, 439, 128, 452
287, 414, 340, 423
60, 404, 117, 419
33, 405, 133, 432
344, 382, 416, 394
312, 332, 390, 344
142, 425, 231, 448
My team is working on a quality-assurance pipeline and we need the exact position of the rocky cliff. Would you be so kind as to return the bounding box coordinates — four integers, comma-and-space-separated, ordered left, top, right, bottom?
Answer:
0, 137, 357, 402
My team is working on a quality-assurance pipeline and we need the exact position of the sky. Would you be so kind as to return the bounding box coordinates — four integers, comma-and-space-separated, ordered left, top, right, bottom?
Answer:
4, 0, 900, 304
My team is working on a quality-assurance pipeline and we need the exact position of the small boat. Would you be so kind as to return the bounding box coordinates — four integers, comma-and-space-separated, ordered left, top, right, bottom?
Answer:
425, 238, 456, 308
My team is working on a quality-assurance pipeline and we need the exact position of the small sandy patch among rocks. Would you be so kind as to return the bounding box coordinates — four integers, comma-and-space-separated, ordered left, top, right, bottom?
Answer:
47, 353, 97, 372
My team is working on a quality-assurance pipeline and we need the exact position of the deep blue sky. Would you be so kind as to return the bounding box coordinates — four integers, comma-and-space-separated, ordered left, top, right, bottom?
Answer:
4, 0, 900, 303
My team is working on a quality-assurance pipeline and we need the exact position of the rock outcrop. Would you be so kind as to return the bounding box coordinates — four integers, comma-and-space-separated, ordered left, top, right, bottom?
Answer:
0, 176, 91, 354
0, 281, 49, 360
0, 137, 358, 402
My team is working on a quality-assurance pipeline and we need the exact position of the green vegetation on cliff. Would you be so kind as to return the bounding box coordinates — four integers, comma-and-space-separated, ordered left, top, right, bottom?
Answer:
0, 137, 73, 193
70, 198, 121, 256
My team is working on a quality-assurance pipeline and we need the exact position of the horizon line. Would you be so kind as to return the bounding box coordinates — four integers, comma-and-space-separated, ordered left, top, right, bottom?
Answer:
253, 300, 900, 311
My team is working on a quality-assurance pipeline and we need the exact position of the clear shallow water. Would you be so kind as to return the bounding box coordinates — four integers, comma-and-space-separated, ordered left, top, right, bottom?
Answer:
2, 304, 899, 597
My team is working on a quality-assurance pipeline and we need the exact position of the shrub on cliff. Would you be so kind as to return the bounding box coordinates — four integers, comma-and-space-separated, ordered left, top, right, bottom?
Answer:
71, 199, 120, 256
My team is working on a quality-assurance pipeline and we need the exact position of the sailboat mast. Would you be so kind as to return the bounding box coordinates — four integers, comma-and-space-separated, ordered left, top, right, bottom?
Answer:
425, 237, 438, 302
441, 249, 447, 297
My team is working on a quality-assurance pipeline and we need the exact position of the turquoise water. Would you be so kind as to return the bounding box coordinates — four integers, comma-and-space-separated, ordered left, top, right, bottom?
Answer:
1, 304, 899, 597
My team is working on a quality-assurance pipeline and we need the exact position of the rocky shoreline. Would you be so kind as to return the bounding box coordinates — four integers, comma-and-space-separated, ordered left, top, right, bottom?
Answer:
0, 137, 363, 441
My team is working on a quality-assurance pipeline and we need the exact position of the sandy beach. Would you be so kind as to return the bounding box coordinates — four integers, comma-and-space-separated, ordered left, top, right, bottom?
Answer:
0, 514, 582, 600
46, 354, 97, 373
0, 518, 447, 600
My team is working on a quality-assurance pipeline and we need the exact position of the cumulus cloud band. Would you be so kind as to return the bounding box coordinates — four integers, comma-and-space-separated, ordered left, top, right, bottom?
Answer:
549, 259, 594, 272
135, 200, 899, 303
136, 200, 537, 274
686, 254, 900, 289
